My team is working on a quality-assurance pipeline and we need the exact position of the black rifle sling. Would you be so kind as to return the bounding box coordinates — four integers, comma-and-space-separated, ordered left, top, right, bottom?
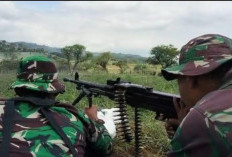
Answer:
40, 107, 78, 157
0, 97, 78, 157
11, 97, 56, 107
0, 100, 15, 157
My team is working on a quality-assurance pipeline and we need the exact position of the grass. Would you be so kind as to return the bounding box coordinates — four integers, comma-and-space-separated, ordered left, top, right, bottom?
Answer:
0, 70, 179, 157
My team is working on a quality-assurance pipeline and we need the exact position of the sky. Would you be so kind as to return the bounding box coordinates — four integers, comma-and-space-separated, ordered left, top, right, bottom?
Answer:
1, 1, 232, 57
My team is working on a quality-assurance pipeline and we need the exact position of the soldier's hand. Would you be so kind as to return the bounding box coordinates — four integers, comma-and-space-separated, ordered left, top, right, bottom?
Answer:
173, 97, 190, 124
165, 97, 190, 139
165, 118, 179, 139
85, 105, 98, 121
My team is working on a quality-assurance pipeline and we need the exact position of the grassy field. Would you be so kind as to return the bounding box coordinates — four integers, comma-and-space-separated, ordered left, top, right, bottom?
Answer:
0, 70, 178, 157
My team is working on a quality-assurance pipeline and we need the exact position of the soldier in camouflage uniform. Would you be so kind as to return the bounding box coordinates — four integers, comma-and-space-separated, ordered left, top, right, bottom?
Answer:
0, 55, 112, 157
161, 34, 232, 157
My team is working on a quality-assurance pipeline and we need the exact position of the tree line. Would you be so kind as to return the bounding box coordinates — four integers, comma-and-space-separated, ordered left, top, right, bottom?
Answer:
0, 40, 180, 75
60, 43, 179, 74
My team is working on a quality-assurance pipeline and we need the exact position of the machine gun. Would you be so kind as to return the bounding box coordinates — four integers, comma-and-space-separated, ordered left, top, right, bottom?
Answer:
63, 72, 180, 157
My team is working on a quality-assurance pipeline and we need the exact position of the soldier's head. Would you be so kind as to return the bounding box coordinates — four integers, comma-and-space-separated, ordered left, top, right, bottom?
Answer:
11, 55, 65, 98
161, 34, 232, 107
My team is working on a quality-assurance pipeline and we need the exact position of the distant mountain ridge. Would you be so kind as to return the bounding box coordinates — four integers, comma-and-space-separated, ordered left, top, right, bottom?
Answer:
1, 40, 147, 62
92, 52, 147, 62
13, 41, 62, 53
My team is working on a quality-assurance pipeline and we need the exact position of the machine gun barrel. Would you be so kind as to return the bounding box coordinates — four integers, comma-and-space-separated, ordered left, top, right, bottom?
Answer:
63, 77, 111, 90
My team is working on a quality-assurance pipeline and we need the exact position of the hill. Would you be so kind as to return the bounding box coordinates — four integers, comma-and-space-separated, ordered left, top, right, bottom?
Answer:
93, 52, 147, 63
13, 41, 61, 53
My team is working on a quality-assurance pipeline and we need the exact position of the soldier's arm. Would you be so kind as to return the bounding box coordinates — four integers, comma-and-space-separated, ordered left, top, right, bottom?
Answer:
166, 108, 228, 157
87, 119, 113, 156
54, 103, 113, 156
82, 106, 113, 156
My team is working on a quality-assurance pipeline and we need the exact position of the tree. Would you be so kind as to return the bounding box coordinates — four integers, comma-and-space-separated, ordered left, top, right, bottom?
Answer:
71, 44, 86, 75
9, 43, 16, 52
61, 46, 72, 73
36, 48, 45, 54
114, 60, 128, 73
17, 43, 24, 52
55, 58, 69, 72
0, 40, 7, 52
95, 52, 112, 72
61, 44, 92, 75
147, 44, 179, 68
133, 64, 148, 73
84, 51, 93, 60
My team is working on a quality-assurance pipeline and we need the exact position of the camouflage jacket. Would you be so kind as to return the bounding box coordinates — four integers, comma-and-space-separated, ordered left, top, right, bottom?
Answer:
167, 78, 232, 157
0, 100, 112, 157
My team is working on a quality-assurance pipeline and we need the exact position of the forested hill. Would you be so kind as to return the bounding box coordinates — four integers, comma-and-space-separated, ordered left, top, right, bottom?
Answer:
0, 40, 147, 62
93, 52, 147, 62
13, 41, 61, 53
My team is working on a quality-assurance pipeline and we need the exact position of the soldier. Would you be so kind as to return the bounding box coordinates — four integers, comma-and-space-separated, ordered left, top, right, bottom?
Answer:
0, 56, 112, 157
161, 34, 232, 156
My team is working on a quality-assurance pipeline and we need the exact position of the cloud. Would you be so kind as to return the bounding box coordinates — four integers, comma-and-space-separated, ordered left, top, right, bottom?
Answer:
0, 1, 232, 57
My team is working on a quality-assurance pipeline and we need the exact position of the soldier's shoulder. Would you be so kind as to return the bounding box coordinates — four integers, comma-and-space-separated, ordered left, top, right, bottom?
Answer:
196, 88, 232, 115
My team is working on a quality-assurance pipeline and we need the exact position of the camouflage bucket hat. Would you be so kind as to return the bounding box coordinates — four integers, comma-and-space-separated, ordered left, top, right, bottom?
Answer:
11, 55, 65, 93
162, 34, 232, 80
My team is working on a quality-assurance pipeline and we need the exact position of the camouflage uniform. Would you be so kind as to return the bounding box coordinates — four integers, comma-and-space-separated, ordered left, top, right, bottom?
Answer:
162, 34, 232, 157
0, 56, 112, 157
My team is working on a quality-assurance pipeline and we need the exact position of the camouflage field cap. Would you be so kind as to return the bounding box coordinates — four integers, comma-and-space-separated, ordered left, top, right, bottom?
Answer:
162, 34, 232, 80
11, 55, 65, 93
